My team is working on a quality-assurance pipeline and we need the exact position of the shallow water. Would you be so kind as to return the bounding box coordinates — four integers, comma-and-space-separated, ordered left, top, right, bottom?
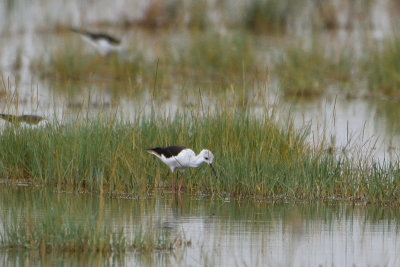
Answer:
1, 2, 400, 266
1, 0, 400, 163
1, 186, 400, 266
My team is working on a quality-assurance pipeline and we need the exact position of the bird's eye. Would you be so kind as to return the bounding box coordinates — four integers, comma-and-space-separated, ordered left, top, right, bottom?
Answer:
205, 157, 209, 160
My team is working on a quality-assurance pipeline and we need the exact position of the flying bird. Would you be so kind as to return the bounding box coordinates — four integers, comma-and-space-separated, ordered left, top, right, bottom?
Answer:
70, 27, 122, 56
0, 114, 46, 126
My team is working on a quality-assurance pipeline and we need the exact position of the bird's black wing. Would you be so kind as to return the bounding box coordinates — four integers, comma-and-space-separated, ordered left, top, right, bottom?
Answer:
147, 146, 186, 158
89, 33, 121, 44
70, 27, 121, 44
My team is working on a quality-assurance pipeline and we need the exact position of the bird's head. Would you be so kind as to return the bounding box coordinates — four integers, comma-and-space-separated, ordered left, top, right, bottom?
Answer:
200, 149, 217, 177
200, 149, 214, 164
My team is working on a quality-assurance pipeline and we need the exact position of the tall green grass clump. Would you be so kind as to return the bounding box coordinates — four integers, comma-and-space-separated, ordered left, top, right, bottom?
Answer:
38, 47, 144, 81
275, 43, 352, 98
365, 38, 400, 97
0, 111, 399, 203
244, 0, 297, 34
34, 32, 263, 95
32, 42, 149, 96
174, 31, 258, 87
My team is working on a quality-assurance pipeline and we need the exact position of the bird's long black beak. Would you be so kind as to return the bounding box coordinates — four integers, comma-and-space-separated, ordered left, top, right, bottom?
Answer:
209, 164, 217, 178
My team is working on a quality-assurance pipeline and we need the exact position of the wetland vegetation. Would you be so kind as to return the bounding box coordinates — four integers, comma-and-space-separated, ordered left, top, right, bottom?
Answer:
0, 187, 189, 253
3, 0, 400, 264
0, 111, 399, 204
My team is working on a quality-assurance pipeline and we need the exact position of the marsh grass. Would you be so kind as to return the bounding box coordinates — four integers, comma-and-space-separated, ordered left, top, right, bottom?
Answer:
186, 0, 208, 30
243, 0, 297, 34
275, 43, 353, 98
0, 188, 185, 253
34, 44, 148, 93
365, 37, 400, 98
33, 31, 263, 96
0, 110, 399, 203
175, 31, 257, 85
242, 0, 374, 34
313, 1, 339, 31
137, 0, 208, 29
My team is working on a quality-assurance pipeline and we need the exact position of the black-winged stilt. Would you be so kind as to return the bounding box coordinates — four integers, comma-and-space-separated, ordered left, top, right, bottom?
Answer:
0, 114, 47, 126
70, 27, 122, 56
147, 146, 217, 194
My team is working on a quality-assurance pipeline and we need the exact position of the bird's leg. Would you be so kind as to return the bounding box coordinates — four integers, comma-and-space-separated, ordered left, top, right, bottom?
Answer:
171, 172, 175, 193
178, 191, 182, 207
178, 172, 184, 194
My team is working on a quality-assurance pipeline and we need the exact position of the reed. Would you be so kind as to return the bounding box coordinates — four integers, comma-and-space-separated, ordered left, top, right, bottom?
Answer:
0, 110, 398, 203
275, 43, 353, 98
243, 0, 296, 34
32, 30, 262, 96
173, 31, 258, 87
365, 37, 400, 97
33, 43, 149, 96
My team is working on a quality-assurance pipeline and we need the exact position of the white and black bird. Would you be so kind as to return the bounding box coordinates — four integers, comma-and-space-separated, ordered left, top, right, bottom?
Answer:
70, 27, 122, 56
0, 114, 47, 127
147, 146, 217, 194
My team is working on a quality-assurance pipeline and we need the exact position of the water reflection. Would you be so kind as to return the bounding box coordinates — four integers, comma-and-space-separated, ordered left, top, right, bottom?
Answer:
1, 186, 400, 266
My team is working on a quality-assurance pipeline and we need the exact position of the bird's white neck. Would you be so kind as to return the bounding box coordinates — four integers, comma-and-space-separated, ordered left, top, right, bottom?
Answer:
189, 154, 206, 168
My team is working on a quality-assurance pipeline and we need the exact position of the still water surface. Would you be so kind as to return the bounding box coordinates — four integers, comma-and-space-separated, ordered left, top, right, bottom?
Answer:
1, 186, 399, 266
1, 2, 400, 266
